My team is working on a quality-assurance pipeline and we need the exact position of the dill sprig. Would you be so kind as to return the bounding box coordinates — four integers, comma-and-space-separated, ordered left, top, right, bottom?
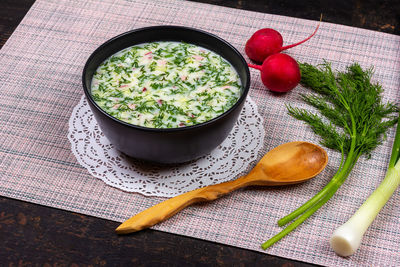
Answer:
262, 61, 399, 250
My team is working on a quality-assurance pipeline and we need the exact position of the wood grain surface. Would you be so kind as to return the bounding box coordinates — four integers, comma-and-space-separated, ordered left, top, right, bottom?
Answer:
0, 0, 398, 266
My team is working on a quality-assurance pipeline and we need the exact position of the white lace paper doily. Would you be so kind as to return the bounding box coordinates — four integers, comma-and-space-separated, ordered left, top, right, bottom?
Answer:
68, 95, 264, 197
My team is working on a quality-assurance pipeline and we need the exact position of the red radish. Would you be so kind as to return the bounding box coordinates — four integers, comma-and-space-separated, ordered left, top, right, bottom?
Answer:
245, 18, 321, 63
245, 29, 283, 63
248, 53, 300, 93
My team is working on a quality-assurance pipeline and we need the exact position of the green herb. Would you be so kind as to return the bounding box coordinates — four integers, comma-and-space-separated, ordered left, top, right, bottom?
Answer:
261, 61, 399, 249
150, 83, 163, 90
149, 61, 157, 71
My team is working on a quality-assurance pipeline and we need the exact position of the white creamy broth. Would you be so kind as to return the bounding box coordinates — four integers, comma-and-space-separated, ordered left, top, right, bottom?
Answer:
91, 41, 242, 128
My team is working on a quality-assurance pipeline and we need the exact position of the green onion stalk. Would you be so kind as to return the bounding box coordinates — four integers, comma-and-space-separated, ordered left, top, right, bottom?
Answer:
330, 115, 400, 256
261, 62, 399, 250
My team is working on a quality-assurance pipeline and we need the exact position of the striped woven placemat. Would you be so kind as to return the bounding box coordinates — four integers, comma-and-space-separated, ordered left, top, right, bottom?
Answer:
1, 0, 399, 265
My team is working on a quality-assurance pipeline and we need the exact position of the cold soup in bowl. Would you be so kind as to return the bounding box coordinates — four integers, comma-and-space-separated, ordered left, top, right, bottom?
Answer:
91, 41, 242, 128
82, 26, 250, 163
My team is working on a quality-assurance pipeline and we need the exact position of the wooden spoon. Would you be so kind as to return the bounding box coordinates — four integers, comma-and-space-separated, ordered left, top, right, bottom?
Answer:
116, 141, 328, 234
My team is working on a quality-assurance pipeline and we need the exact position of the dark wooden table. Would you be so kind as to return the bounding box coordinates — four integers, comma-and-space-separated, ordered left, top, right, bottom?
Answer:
1, 0, 398, 266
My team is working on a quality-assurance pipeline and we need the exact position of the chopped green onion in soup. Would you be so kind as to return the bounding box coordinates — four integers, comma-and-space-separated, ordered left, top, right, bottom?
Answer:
91, 41, 242, 128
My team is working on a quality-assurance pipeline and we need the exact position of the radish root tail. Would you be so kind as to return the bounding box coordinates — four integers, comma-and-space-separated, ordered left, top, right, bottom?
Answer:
247, 63, 263, 71
281, 14, 322, 51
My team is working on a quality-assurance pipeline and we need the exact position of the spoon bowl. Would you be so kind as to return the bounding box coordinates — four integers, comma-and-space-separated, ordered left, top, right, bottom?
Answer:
247, 141, 328, 186
116, 141, 328, 234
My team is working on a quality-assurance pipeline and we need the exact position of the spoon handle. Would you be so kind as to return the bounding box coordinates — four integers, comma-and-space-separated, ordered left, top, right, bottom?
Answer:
115, 175, 251, 234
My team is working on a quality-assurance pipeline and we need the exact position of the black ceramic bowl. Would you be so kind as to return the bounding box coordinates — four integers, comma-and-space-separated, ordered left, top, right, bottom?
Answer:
82, 26, 250, 164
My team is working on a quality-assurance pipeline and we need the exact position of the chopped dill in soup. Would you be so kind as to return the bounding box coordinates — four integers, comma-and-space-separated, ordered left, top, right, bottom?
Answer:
91, 42, 242, 128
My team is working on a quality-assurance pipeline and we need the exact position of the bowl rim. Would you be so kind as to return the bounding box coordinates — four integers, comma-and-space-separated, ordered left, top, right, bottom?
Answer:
82, 25, 250, 133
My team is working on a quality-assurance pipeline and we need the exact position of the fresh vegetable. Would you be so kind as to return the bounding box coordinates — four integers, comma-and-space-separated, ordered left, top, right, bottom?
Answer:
330, 115, 400, 256
245, 18, 320, 63
261, 61, 399, 250
246, 16, 322, 92
248, 53, 300, 92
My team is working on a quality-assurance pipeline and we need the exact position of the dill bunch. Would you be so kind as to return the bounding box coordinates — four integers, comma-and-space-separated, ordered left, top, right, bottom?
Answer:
262, 61, 399, 249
